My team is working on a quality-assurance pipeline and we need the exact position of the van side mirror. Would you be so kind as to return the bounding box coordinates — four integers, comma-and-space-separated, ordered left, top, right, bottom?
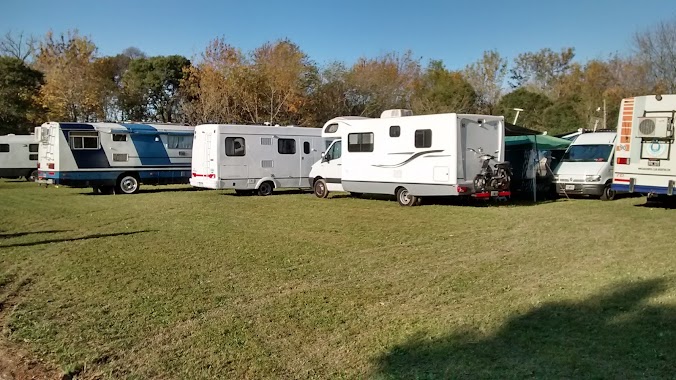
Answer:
320, 152, 325, 158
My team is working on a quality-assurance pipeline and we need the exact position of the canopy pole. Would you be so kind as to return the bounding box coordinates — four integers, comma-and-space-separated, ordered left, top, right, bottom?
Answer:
533, 134, 540, 203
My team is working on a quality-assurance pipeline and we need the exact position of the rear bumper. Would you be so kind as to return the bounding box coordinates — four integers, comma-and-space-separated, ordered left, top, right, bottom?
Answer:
554, 182, 605, 196
612, 184, 674, 195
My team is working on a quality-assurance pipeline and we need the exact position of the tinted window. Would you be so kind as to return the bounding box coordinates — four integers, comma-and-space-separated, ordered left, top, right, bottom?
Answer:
326, 140, 342, 160
347, 133, 374, 152
29, 144, 38, 152
278, 138, 296, 154
225, 137, 246, 156
390, 126, 401, 137
113, 134, 127, 142
562, 144, 613, 162
29, 154, 38, 161
324, 123, 339, 133
167, 135, 192, 149
0, 144, 9, 153
414, 129, 432, 148
69, 132, 99, 150
303, 141, 311, 154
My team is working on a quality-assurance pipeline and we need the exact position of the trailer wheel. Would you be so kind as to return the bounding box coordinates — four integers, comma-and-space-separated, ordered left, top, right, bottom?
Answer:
396, 187, 419, 207
257, 181, 274, 196
25, 169, 38, 182
116, 174, 140, 194
313, 178, 329, 198
600, 184, 616, 201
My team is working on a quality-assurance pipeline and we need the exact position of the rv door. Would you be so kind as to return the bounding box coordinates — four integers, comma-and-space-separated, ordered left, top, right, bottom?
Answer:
299, 139, 314, 187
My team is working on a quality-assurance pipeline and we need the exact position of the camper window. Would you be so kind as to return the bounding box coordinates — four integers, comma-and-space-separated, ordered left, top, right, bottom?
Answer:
69, 132, 100, 150
303, 141, 311, 154
0, 144, 8, 153
278, 139, 296, 154
113, 134, 127, 142
325, 140, 342, 160
324, 123, 339, 133
29, 144, 38, 152
414, 129, 432, 148
29, 154, 38, 160
225, 137, 246, 156
347, 133, 374, 152
390, 126, 401, 137
168, 135, 192, 149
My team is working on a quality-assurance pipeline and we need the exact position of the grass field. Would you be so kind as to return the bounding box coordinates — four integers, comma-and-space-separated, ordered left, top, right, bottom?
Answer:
1, 179, 675, 379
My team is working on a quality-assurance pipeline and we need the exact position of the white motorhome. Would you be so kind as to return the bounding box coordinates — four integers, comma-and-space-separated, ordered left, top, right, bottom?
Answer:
190, 124, 323, 195
309, 110, 510, 206
553, 131, 617, 200
0, 133, 39, 181
37, 122, 195, 194
612, 95, 676, 197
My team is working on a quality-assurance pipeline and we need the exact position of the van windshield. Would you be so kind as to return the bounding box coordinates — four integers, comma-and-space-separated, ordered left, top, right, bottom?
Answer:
562, 144, 613, 162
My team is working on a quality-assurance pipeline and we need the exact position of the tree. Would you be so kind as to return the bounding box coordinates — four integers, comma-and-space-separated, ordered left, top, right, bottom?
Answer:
0, 31, 36, 63
633, 17, 676, 92
34, 30, 105, 122
496, 88, 553, 130
509, 47, 575, 97
463, 50, 507, 114
411, 60, 477, 114
0, 56, 44, 134
300, 61, 352, 127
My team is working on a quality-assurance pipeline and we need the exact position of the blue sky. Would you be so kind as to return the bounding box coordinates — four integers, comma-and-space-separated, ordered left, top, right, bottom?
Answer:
2, 0, 675, 69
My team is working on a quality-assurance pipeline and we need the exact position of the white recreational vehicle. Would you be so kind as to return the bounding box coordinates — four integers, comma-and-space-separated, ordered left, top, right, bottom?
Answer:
37, 122, 195, 194
189, 124, 323, 195
553, 131, 618, 200
612, 94, 676, 197
309, 110, 510, 206
0, 133, 39, 181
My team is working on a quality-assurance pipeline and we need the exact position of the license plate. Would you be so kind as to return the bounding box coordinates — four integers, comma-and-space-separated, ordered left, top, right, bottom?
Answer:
565, 185, 575, 190
490, 191, 498, 196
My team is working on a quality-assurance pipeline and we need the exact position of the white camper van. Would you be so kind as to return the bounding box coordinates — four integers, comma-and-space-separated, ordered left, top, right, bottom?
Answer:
612, 95, 676, 197
309, 110, 510, 206
553, 131, 617, 200
190, 124, 323, 195
0, 133, 39, 181
37, 122, 195, 194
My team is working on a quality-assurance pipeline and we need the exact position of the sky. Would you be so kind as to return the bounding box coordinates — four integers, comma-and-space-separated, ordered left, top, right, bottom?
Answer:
2, 0, 676, 70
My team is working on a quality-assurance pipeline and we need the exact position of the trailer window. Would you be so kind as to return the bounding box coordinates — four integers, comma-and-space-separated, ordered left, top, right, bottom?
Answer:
167, 135, 192, 149
414, 129, 432, 148
69, 132, 100, 150
347, 133, 374, 152
113, 134, 127, 142
225, 137, 246, 156
303, 141, 311, 154
278, 138, 296, 154
324, 123, 339, 133
0, 144, 9, 153
390, 126, 401, 137
29, 144, 38, 152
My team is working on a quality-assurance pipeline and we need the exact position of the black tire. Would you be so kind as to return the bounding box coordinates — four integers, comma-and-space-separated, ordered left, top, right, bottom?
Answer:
600, 184, 616, 201
257, 181, 274, 196
116, 174, 140, 194
396, 187, 419, 207
313, 178, 329, 198
25, 169, 38, 182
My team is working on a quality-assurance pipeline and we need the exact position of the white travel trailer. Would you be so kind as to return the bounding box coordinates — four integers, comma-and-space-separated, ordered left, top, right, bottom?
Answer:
553, 131, 618, 200
612, 95, 676, 197
309, 110, 510, 206
37, 122, 195, 194
189, 124, 323, 195
0, 133, 39, 181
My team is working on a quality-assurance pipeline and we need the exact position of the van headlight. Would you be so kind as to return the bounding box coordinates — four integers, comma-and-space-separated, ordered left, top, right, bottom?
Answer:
585, 175, 601, 182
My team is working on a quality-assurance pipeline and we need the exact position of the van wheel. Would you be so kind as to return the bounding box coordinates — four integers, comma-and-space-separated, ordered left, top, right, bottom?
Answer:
25, 169, 38, 182
257, 181, 273, 196
396, 187, 419, 207
314, 179, 329, 198
600, 185, 616, 201
116, 174, 140, 194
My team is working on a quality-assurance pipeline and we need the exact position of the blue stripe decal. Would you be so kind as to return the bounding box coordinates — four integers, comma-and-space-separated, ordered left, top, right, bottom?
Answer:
41, 170, 191, 183
60, 124, 111, 169
612, 184, 672, 194
120, 124, 172, 166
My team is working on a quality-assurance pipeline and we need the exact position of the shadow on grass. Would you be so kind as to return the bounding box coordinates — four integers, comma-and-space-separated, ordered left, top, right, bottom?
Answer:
634, 197, 676, 210
77, 186, 199, 196
0, 230, 155, 248
329, 193, 556, 207
223, 189, 312, 197
0, 230, 71, 239
376, 279, 676, 379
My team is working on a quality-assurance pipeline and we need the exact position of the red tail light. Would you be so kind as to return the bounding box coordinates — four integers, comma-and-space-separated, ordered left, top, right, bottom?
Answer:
48, 163, 55, 169
617, 157, 629, 165
457, 186, 469, 193
37, 162, 40, 168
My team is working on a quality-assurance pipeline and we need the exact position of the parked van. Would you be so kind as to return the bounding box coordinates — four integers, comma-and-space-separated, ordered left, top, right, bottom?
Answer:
0, 133, 39, 181
553, 131, 617, 200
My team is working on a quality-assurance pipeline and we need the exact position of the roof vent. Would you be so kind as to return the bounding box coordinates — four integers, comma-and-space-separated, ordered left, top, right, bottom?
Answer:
380, 109, 413, 118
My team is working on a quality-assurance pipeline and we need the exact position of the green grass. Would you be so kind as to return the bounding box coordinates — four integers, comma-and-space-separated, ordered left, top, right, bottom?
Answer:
0, 179, 675, 379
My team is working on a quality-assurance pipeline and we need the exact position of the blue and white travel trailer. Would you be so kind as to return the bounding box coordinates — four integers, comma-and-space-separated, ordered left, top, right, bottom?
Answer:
36, 122, 195, 194
0, 132, 39, 181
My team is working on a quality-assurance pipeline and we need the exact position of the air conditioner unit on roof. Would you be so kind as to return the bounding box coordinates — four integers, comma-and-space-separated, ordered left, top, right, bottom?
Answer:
636, 117, 672, 138
380, 109, 413, 118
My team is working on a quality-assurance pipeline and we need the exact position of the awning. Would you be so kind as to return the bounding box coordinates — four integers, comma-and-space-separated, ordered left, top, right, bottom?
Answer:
505, 135, 571, 150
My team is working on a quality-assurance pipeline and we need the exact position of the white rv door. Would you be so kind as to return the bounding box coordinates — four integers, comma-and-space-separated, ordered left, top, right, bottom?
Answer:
299, 139, 314, 186
319, 139, 343, 192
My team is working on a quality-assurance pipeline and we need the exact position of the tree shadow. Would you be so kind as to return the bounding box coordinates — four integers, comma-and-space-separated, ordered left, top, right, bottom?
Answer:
0, 230, 155, 249
0, 230, 71, 239
376, 279, 676, 379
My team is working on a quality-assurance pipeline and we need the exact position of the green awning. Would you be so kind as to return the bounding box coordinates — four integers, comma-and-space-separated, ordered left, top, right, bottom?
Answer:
505, 135, 571, 150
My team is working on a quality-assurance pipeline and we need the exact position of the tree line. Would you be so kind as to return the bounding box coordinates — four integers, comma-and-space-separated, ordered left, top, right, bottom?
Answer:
1, 17, 675, 136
